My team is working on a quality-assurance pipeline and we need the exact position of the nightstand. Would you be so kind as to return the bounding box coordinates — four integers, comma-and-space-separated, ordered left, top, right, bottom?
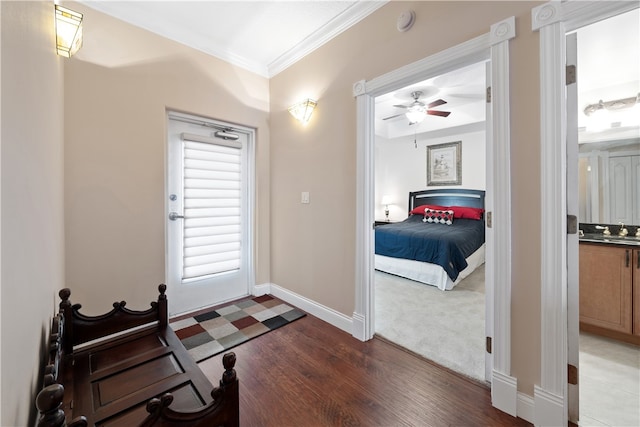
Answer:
374, 220, 394, 227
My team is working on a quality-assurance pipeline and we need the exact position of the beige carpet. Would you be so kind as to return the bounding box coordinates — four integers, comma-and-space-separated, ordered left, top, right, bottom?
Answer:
375, 264, 486, 382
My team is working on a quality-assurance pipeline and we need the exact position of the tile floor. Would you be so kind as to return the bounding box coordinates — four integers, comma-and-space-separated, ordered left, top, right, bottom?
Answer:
579, 332, 640, 426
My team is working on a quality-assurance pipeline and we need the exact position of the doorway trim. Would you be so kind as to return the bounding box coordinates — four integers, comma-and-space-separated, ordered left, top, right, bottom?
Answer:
532, 1, 640, 426
352, 16, 517, 414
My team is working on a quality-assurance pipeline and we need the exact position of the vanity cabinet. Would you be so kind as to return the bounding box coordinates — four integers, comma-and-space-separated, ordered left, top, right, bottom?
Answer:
579, 243, 640, 338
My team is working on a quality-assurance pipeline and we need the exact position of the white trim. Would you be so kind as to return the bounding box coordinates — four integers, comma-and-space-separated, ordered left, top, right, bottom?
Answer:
268, 1, 388, 77
517, 392, 535, 424
538, 18, 569, 427
269, 283, 353, 335
489, 19, 513, 379
356, 33, 491, 97
534, 385, 565, 427
354, 92, 376, 341
492, 371, 518, 417
353, 15, 516, 412
533, 2, 640, 426
252, 282, 271, 297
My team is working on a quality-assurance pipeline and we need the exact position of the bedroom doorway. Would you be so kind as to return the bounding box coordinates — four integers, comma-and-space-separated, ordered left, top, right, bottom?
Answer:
372, 62, 490, 383
354, 17, 517, 413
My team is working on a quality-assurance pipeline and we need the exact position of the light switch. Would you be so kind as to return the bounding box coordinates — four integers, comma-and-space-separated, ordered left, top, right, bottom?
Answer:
301, 192, 310, 204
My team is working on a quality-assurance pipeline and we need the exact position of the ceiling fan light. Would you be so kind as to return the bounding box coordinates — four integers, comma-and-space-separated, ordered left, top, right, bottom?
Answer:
405, 107, 425, 124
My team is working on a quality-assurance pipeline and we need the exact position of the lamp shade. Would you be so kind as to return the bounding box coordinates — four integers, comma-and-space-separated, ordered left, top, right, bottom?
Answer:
55, 5, 83, 57
381, 195, 392, 206
288, 99, 317, 125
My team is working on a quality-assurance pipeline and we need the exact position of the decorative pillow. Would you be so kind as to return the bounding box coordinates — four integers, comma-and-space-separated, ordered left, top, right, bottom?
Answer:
410, 204, 447, 215
422, 208, 454, 225
449, 206, 484, 220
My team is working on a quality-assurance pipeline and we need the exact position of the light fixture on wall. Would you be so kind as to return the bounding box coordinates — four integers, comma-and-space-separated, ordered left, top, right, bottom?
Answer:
55, 4, 83, 57
583, 93, 639, 116
381, 195, 392, 221
584, 93, 640, 132
288, 98, 317, 125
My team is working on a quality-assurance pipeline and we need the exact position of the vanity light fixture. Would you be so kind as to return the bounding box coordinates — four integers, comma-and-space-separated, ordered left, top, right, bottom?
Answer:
583, 93, 639, 116
288, 98, 317, 125
55, 4, 83, 57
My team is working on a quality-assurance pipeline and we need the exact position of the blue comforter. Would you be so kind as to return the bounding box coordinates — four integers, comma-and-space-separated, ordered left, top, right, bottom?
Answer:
374, 215, 485, 281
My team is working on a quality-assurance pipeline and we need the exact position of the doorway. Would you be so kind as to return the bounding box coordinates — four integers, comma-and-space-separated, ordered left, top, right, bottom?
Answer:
572, 10, 640, 426
166, 111, 255, 317
354, 16, 517, 413
372, 61, 489, 382
534, 1, 640, 425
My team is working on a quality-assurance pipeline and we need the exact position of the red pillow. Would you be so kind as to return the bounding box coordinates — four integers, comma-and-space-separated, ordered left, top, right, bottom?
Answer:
410, 204, 448, 215
449, 206, 484, 220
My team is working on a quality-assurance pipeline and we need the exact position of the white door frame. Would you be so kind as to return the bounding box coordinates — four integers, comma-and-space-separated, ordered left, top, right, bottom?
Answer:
353, 16, 517, 414
532, 2, 639, 426
165, 111, 256, 317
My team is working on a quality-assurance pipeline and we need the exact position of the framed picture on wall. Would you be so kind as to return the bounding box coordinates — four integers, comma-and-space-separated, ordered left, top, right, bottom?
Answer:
427, 141, 461, 186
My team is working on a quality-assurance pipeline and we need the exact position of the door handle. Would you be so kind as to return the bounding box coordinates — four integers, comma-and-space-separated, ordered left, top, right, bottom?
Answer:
168, 212, 184, 221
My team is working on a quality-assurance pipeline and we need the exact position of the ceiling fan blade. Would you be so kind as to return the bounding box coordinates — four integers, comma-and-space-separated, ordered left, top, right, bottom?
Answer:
382, 113, 404, 120
392, 104, 408, 109
427, 99, 447, 108
427, 110, 451, 117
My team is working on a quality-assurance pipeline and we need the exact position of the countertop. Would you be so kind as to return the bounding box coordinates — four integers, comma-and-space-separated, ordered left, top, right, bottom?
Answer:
579, 233, 640, 247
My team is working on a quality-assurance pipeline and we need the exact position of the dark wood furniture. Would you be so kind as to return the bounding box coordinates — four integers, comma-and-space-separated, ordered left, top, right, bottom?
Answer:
35, 285, 239, 427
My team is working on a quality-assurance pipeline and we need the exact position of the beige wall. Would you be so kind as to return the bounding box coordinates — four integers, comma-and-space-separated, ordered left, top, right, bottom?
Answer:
270, 1, 542, 394
1, 3, 548, 423
1, 1, 65, 426
63, 2, 270, 314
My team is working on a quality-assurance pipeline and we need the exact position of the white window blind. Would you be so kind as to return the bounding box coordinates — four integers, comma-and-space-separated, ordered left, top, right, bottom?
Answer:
181, 137, 242, 280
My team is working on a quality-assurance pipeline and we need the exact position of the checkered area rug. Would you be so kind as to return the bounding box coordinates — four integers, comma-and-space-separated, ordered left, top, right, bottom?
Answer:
171, 295, 306, 363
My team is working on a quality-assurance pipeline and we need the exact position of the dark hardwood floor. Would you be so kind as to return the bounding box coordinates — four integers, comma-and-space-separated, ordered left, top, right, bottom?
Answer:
198, 312, 531, 427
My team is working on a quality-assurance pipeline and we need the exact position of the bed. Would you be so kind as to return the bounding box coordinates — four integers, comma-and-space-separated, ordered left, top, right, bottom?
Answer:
375, 188, 486, 290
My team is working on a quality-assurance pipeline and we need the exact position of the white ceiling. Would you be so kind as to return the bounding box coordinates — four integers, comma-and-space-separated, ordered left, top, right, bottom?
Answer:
78, 0, 387, 78
78, 2, 638, 143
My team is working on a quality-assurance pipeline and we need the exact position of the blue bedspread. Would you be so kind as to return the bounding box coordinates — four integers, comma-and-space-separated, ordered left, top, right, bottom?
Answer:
374, 215, 485, 281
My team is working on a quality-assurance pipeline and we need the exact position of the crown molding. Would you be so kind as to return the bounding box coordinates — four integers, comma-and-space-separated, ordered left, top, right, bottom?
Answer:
268, 1, 388, 77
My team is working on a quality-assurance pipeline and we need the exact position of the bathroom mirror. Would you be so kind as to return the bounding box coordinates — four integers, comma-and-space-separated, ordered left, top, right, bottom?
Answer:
578, 137, 640, 226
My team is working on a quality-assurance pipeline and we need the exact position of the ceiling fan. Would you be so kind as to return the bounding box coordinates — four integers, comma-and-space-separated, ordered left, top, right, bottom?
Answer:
383, 91, 451, 124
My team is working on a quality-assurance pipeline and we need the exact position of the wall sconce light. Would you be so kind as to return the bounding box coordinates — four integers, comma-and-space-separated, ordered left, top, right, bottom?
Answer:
288, 98, 317, 125
55, 5, 83, 57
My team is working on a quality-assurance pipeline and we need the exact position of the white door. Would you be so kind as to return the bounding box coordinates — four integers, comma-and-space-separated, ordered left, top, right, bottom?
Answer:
166, 112, 253, 317
484, 60, 493, 383
566, 31, 580, 423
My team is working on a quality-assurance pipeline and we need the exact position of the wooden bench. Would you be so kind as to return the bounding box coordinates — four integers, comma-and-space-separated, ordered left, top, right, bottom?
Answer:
35, 285, 239, 427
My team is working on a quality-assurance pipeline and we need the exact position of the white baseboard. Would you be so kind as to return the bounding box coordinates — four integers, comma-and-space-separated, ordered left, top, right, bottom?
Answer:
256, 282, 353, 335
351, 312, 367, 341
517, 391, 535, 424
252, 282, 270, 296
534, 385, 565, 427
492, 370, 518, 416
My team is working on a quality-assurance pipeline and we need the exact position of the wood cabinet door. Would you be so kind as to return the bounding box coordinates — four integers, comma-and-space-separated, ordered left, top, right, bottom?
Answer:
579, 243, 632, 333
